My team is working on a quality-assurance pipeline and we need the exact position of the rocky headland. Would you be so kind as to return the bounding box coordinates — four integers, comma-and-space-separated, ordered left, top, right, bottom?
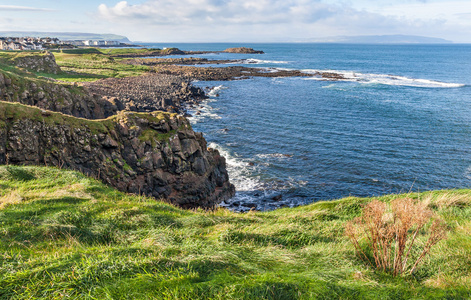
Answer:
110, 47, 264, 58
0, 47, 344, 209
0, 101, 234, 208
0, 70, 119, 119
0, 50, 237, 208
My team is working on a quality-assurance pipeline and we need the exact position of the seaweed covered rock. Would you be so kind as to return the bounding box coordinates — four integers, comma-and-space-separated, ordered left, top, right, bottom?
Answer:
0, 102, 235, 208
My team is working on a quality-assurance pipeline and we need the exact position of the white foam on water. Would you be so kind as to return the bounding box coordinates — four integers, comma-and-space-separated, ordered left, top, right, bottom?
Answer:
255, 67, 280, 74
207, 85, 227, 97
256, 153, 293, 159
464, 166, 471, 180
208, 142, 260, 192
239, 58, 289, 65
300, 69, 465, 88
187, 85, 229, 124
187, 98, 221, 124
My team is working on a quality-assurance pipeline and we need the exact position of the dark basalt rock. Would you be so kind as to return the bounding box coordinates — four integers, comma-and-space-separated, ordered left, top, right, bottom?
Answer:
150, 65, 345, 81
0, 71, 118, 119
84, 74, 207, 114
0, 102, 235, 208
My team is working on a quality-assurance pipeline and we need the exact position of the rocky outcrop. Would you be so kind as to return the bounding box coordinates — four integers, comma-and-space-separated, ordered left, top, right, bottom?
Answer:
123, 57, 238, 66
0, 70, 119, 119
153, 65, 345, 81
223, 47, 264, 54
84, 73, 207, 113
110, 48, 186, 58
0, 101, 235, 208
13, 51, 62, 74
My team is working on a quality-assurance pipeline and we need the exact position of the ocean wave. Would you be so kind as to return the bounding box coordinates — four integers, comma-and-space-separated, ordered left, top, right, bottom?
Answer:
258, 68, 280, 74
256, 153, 293, 159
301, 69, 465, 88
207, 85, 227, 97
208, 142, 260, 192
239, 58, 289, 65
187, 99, 221, 124
208, 143, 311, 211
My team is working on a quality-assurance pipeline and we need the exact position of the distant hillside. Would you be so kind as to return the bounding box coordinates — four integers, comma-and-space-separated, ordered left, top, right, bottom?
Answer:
302, 34, 453, 44
0, 31, 132, 43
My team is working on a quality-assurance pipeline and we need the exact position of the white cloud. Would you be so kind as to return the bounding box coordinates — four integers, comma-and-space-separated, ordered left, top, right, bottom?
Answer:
98, 0, 339, 25
96, 0, 471, 42
0, 5, 54, 12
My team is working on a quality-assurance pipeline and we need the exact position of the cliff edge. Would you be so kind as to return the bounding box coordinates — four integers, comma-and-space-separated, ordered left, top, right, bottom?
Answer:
0, 101, 235, 208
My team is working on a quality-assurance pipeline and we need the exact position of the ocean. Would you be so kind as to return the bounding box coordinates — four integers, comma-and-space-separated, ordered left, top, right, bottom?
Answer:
143, 43, 471, 211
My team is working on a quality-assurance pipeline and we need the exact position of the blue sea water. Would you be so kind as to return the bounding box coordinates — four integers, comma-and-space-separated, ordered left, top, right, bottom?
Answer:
144, 43, 471, 210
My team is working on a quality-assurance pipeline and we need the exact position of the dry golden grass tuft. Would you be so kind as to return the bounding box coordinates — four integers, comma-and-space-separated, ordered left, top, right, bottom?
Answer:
424, 192, 471, 209
345, 197, 447, 276
0, 191, 23, 209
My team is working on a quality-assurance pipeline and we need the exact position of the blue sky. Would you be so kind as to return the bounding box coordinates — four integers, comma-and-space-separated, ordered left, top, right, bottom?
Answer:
1, 0, 470, 42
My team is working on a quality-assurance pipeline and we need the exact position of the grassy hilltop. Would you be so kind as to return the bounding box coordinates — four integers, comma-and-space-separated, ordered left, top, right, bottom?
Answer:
0, 166, 470, 299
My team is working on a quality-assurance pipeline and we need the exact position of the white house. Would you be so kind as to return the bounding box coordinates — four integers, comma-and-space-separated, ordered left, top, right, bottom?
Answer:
21, 42, 35, 50
105, 41, 120, 46
8, 42, 22, 50
33, 42, 43, 50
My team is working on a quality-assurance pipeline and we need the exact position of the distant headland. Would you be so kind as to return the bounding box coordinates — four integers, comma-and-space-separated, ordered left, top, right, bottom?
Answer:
0, 31, 132, 43
297, 34, 453, 44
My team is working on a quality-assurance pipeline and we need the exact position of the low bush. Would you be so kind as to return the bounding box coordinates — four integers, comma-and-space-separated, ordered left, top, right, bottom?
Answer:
345, 197, 447, 276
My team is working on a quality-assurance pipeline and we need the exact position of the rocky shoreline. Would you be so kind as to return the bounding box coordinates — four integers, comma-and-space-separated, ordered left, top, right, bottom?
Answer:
0, 50, 236, 208
0, 47, 345, 210
153, 64, 345, 81
84, 73, 207, 114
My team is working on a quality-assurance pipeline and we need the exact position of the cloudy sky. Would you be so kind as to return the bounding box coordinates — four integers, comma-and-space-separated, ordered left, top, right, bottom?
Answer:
0, 0, 470, 42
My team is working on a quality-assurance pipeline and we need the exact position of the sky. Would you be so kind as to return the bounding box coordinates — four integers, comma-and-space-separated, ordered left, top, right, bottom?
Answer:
0, 0, 470, 42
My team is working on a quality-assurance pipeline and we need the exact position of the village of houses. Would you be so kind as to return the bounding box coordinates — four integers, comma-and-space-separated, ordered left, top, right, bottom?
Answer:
0, 36, 124, 51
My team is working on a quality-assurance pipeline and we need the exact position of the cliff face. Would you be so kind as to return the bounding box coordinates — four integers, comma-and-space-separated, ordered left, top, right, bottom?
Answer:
0, 102, 235, 208
0, 70, 119, 119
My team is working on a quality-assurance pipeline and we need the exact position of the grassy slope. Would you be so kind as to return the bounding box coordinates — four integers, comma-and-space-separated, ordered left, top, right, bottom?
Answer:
0, 49, 151, 83
1, 166, 470, 299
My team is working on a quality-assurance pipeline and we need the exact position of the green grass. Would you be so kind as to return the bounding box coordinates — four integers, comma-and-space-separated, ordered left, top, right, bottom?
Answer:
0, 101, 179, 140
0, 165, 470, 299
51, 52, 151, 82
97, 48, 161, 56
0, 50, 151, 82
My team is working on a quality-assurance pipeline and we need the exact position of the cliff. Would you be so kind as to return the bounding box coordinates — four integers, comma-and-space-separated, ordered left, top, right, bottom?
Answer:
0, 101, 235, 208
0, 70, 119, 119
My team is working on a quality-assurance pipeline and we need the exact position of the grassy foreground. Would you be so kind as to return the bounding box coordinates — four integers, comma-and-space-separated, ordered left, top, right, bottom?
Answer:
0, 165, 470, 299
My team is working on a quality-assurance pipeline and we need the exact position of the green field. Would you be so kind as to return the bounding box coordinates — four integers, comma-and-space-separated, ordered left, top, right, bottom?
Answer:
0, 165, 470, 299
0, 49, 152, 83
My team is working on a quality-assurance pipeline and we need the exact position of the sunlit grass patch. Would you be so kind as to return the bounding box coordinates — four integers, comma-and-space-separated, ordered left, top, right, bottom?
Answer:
1, 166, 471, 299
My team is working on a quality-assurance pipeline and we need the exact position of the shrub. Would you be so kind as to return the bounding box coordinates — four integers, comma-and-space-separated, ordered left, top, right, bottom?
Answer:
345, 197, 447, 276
